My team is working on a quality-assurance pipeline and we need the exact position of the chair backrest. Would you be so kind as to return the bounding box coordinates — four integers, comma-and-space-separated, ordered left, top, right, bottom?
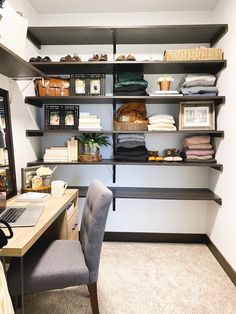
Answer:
79, 179, 112, 283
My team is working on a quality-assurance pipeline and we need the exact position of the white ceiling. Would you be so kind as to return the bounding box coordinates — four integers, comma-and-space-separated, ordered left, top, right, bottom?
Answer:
27, 0, 219, 14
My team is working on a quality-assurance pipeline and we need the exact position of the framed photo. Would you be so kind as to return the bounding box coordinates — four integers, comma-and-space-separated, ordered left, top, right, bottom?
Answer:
45, 105, 63, 129
70, 74, 87, 95
21, 165, 42, 188
63, 105, 79, 129
88, 74, 105, 96
179, 101, 215, 130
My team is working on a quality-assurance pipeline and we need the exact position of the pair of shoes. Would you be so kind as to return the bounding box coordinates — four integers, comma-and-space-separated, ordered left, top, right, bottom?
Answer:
116, 54, 136, 61
148, 151, 164, 161
163, 148, 183, 162
88, 54, 108, 61
60, 54, 81, 62
29, 56, 51, 62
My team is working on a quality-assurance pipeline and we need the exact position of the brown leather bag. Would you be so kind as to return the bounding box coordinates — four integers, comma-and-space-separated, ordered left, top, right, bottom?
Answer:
34, 78, 70, 96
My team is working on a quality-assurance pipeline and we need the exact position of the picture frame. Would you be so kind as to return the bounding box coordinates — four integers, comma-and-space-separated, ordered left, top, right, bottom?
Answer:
45, 105, 63, 129
88, 74, 105, 96
21, 165, 42, 188
179, 101, 215, 130
70, 74, 87, 95
63, 105, 79, 129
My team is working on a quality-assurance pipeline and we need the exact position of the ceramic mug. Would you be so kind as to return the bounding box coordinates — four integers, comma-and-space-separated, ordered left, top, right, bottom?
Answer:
51, 180, 67, 195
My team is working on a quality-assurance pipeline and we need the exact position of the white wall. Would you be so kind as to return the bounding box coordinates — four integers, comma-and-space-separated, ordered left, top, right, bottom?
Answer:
207, 0, 236, 270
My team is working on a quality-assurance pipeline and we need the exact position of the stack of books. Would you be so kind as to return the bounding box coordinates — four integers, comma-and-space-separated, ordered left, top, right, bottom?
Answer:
43, 146, 69, 162
79, 112, 102, 131
43, 137, 79, 162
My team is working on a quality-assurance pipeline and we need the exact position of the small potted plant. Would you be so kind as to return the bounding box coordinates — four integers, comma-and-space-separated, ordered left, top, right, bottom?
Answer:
76, 133, 111, 161
158, 76, 174, 91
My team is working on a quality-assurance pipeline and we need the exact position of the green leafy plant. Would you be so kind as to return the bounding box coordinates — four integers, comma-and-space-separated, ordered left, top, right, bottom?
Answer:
76, 133, 111, 149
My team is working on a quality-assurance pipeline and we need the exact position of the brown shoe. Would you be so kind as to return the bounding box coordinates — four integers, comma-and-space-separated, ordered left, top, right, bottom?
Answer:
116, 55, 126, 61
126, 54, 136, 61
88, 54, 99, 61
99, 54, 108, 61
73, 53, 81, 61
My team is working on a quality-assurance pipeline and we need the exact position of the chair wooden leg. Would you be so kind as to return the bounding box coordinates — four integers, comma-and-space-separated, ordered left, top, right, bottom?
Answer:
87, 282, 99, 314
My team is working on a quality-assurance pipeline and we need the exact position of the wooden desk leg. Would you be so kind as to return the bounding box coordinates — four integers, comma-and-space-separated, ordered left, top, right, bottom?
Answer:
20, 257, 25, 314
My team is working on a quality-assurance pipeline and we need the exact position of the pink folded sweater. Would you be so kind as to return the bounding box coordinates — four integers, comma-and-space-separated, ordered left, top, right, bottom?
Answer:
185, 149, 214, 156
183, 135, 210, 146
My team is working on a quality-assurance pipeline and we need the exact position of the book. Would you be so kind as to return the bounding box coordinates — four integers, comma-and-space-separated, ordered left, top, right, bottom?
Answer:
16, 192, 50, 202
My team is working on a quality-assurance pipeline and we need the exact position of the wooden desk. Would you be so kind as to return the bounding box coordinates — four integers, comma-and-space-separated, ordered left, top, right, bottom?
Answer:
0, 188, 79, 257
0, 189, 78, 314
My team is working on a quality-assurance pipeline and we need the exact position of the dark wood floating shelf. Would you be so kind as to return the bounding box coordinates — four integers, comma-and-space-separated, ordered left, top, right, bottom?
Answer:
70, 186, 222, 205
29, 60, 226, 75
27, 159, 223, 171
27, 24, 228, 48
26, 129, 224, 138
25, 95, 225, 107
0, 44, 47, 79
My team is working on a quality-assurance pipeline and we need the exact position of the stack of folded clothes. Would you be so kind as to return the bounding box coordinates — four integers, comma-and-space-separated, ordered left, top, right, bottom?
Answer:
114, 134, 148, 161
182, 135, 216, 162
114, 69, 148, 96
180, 74, 218, 96
148, 114, 176, 131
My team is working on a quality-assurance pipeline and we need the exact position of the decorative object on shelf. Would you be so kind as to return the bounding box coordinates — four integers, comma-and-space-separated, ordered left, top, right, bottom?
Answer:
43, 146, 69, 162
70, 74, 87, 95
0, 169, 7, 189
76, 133, 110, 162
182, 135, 216, 163
70, 74, 105, 96
113, 102, 148, 131
45, 105, 79, 130
36, 166, 54, 187
21, 165, 56, 189
163, 47, 223, 61
64, 105, 79, 129
88, 73, 105, 96
21, 165, 42, 189
45, 105, 62, 129
179, 101, 215, 130
34, 77, 70, 97
158, 76, 174, 91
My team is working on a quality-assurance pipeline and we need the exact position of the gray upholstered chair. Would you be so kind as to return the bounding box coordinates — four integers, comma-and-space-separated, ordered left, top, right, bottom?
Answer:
7, 179, 113, 314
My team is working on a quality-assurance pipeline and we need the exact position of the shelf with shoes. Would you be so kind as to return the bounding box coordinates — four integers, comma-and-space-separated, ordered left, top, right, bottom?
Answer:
0, 43, 47, 79
24, 23, 227, 206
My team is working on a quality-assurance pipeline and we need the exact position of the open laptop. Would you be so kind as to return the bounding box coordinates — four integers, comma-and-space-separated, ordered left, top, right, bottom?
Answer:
0, 204, 45, 227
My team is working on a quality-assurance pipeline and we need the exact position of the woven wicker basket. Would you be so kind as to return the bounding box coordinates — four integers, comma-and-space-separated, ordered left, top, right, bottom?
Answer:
113, 120, 148, 131
164, 48, 223, 61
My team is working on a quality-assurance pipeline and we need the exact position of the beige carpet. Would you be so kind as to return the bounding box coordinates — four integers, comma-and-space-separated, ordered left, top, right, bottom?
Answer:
17, 242, 236, 314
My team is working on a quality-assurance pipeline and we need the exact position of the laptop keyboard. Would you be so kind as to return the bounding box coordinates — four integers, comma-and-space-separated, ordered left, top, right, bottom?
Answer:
1, 207, 26, 223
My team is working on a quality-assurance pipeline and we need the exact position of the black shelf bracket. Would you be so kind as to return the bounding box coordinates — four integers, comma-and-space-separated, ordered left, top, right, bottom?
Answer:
211, 164, 223, 171
112, 165, 116, 183
113, 197, 116, 211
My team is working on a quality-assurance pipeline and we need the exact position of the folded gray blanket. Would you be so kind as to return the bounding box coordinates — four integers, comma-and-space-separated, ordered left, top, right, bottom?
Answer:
180, 86, 218, 95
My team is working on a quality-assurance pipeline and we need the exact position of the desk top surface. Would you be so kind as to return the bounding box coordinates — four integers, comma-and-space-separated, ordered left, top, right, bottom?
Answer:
0, 189, 78, 257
